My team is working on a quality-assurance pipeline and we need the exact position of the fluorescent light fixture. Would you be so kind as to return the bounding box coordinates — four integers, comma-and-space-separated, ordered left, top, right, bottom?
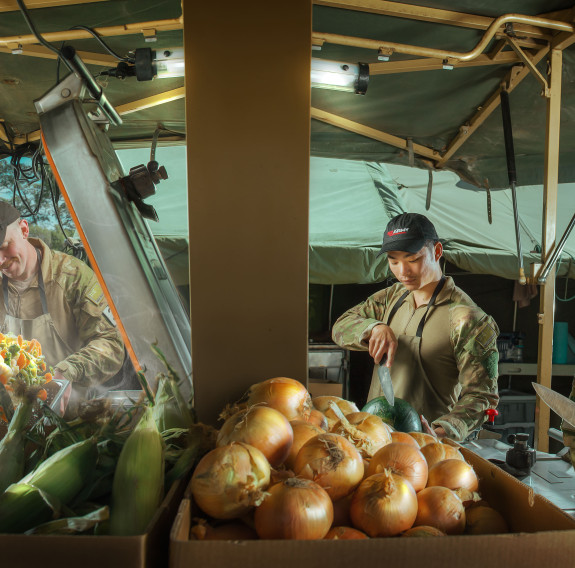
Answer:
311, 58, 369, 95
154, 48, 185, 79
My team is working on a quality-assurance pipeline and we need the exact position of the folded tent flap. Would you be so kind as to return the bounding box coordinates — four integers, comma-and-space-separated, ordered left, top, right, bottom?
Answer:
35, 72, 192, 402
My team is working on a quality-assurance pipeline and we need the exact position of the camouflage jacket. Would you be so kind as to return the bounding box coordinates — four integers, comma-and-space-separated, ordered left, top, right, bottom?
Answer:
332, 277, 500, 440
0, 239, 124, 386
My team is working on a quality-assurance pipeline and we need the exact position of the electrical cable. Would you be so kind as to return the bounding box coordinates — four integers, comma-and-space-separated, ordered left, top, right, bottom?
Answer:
15, 0, 73, 73
69, 25, 134, 63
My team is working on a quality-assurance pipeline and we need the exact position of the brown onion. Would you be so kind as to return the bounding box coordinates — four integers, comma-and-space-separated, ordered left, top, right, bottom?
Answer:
391, 431, 420, 447
247, 377, 312, 421
307, 408, 329, 430
254, 477, 333, 539
284, 420, 324, 470
350, 470, 418, 537
402, 525, 446, 537
367, 442, 428, 492
332, 492, 353, 527
331, 411, 392, 458
312, 396, 359, 429
325, 526, 369, 539
191, 443, 270, 519
293, 433, 364, 501
217, 406, 294, 467
408, 432, 437, 447
414, 486, 466, 535
427, 458, 479, 492
420, 442, 464, 469
190, 519, 259, 540
465, 505, 509, 534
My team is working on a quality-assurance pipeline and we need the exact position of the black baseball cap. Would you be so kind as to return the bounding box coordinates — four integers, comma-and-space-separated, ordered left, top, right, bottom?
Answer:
0, 202, 20, 243
377, 212, 439, 255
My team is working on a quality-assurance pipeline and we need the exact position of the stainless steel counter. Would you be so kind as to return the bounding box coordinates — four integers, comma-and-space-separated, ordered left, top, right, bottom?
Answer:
462, 439, 575, 516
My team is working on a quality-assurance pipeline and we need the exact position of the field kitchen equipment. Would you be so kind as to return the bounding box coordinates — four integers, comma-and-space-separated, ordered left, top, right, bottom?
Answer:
34, 53, 192, 403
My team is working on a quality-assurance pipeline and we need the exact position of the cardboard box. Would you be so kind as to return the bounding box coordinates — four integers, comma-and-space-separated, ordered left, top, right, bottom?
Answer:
170, 447, 575, 568
2, 476, 187, 568
308, 381, 343, 398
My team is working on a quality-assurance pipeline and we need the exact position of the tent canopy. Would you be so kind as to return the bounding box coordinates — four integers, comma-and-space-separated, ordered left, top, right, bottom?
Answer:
309, 156, 575, 284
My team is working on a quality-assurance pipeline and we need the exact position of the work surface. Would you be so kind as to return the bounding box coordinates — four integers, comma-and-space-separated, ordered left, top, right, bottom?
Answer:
463, 439, 575, 516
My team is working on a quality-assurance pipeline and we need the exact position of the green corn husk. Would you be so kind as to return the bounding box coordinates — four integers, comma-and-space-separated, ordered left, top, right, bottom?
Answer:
109, 405, 165, 536
0, 400, 33, 494
0, 438, 98, 533
153, 374, 194, 433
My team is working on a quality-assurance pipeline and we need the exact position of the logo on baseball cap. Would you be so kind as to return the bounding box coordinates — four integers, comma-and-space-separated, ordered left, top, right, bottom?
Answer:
0, 201, 21, 244
378, 212, 439, 255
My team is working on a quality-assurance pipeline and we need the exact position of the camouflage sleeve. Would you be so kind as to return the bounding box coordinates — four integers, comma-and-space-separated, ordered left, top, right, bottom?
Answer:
55, 266, 124, 387
332, 294, 389, 351
432, 308, 500, 441
561, 378, 575, 467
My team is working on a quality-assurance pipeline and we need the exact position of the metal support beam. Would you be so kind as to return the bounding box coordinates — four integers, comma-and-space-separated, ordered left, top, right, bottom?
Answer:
0, 0, 108, 11
115, 87, 185, 115
506, 37, 550, 96
311, 107, 440, 160
0, 44, 116, 66
535, 49, 563, 453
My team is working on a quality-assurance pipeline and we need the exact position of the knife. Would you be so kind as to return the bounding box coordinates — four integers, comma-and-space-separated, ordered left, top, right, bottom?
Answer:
532, 382, 575, 429
377, 355, 394, 407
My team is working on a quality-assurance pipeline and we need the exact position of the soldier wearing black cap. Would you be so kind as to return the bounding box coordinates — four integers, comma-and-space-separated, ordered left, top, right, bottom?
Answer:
0, 201, 124, 415
332, 212, 500, 441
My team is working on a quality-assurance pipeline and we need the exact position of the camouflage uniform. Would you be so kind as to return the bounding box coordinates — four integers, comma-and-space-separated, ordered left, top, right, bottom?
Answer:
332, 276, 500, 441
0, 238, 124, 387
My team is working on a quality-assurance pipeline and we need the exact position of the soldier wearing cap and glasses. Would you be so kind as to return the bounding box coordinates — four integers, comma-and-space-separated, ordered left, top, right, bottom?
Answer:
332, 212, 500, 441
0, 201, 124, 416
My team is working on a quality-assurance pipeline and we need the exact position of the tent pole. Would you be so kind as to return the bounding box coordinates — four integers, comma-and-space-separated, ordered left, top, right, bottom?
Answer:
535, 48, 562, 453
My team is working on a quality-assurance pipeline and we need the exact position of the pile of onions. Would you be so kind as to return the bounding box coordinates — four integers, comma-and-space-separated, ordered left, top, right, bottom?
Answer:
420, 442, 464, 469
307, 408, 329, 430
330, 411, 392, 458
350, 470, 418, 537
293, 433, 364, 501
409, 432, 438, 448
391, 431, 420, 447
325, 526, 369, 540
254, 477, 333, 539
312, 396, 359, 429
427, 458, 479, 492
414, 486, 466, 535
191, 443, 270, 519
367, 442, 428, 492
284, 420, 324, 470
217, 406, 294, 467
246, 377, 312, 421
465, 505, 509, 534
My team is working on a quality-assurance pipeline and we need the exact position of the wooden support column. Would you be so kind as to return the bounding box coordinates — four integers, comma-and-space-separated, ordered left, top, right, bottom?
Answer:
535, 49, 562, 452
183, 0, 312, 424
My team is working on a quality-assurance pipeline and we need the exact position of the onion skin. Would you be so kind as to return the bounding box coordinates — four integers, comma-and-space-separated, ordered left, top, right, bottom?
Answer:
284, 420, 324, 470
391, 431, 420, 448
367, 442, 428, 492
408, 432, 438, 447
332, 492, 353, 527
465, 505, 510, 534
325, 526, 369, 539
191, 443, 271, 520
293, 433, 364, 501
426, 458, 479, 492
307, 409, 329, 430
420, 442, 464, 469
312, 396, 359, 429
247, 377, 312, 421
331, 412, 392, 458
217, 406, 294, 467
254, 477, 334, 539
414, 486, 466, 535
350, 470, 418, 537
402, 525, 446, 537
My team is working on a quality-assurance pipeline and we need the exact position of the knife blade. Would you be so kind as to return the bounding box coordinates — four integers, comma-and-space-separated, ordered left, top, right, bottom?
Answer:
532, 382, 575, 428
377, 355, 394, 407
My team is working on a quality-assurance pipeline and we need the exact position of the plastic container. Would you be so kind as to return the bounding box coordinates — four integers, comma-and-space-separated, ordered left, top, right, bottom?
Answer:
553, 322, 569, 364
494, 389, 536, 425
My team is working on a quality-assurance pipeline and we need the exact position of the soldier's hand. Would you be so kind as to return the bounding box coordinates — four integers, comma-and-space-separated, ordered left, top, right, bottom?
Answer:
368, 324, 398, 365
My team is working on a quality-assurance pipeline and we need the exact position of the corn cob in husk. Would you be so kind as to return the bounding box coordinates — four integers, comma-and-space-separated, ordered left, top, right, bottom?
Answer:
109, 405, 164, 536
0, 438, 98, 533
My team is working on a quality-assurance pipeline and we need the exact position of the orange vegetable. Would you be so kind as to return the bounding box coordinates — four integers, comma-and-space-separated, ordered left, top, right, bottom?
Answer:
40, 362, 46, 371
0, 373, 8, 385
17, 335, 23, 346
37, 388, 48, 401
43, 372, 53, 384
16, 351, 27, 370
0, 409, 7, 422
